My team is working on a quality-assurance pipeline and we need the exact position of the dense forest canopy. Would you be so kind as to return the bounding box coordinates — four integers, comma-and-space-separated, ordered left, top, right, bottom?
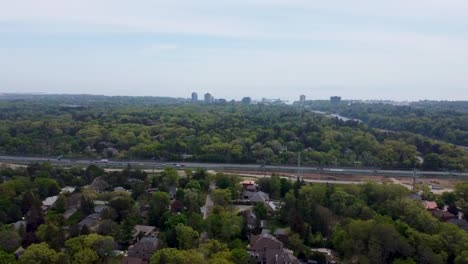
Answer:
303, 100, 468, 147
1, 95, 468, 171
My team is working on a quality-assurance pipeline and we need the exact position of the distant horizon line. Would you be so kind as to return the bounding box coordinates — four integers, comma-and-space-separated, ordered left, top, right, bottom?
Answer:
1, 92, 467, 103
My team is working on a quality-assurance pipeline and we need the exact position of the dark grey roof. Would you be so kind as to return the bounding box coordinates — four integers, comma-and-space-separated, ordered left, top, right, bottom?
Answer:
12, 220, 26, 229
78, 217, 99, 227
250, 191, 269, 203
94, 205, 110, 213
250, 233, 283, 251
78, 213, 101, 227
408, 193, 422, 201
447, 219, 468, 231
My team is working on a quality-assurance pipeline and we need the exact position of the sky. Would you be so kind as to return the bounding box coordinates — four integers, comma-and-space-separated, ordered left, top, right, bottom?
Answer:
1, 0, 468, 101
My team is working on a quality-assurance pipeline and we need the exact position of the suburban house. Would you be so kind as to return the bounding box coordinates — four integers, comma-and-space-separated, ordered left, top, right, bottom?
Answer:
78, 212, 101, 230
133, 225, 157, 240
245, 210, 258, 230
11, 220, 26, 230
243, 190, 270, 203
266, 201, 280, 214
124, 236, 159, 264
408, 193, 422, 201
447, 218, 468, 232
249, 233, 300, 264
87, 177, 110, 193
239, 180, 272, 204
42, 195, 58, 211
94, 205, 110, 214
432, 210, 457, 222
94, 200, 109, 206
422, 201, 438, 211
241, 180, 258, 192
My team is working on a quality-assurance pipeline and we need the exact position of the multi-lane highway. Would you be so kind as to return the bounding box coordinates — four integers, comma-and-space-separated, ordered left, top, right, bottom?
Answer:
1, 155, 468, 179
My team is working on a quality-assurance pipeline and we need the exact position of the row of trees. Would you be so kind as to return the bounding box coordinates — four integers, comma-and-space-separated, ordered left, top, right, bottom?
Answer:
1, 96, 468, 170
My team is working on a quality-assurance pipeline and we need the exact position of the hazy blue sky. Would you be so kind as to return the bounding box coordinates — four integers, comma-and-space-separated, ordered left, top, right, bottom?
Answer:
1, 0, 468, 101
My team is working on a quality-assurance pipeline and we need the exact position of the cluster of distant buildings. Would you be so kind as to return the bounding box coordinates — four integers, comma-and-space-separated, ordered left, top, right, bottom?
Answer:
190, 92, 342, 105
298, 94, 342, 104
190, 92, 286, 105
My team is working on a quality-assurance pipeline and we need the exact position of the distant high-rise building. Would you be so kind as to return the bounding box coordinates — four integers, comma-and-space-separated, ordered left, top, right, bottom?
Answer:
330, 96, 341, 104
191, 92, 198, 102
204, 93, 213, 104
241, 97, 252, 104
300, 95, 306, 103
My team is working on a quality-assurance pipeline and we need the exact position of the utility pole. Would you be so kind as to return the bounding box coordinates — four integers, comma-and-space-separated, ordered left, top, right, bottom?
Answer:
412, 168, 416, 192
297, 151, 301, 180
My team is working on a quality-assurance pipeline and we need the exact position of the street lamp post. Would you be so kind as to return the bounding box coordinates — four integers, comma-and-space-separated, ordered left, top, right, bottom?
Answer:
152, 156, 156, 173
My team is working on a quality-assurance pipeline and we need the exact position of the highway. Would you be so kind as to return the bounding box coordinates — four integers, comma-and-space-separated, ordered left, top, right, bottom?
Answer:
0, 155, 467, 179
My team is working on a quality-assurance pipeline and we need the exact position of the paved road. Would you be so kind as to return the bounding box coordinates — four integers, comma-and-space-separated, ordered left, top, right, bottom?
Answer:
0, 155, 467, 179
201, 194, 213, 220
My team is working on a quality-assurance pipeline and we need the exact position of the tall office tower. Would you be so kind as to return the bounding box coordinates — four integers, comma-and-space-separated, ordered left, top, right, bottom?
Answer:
191, 92, 198, 102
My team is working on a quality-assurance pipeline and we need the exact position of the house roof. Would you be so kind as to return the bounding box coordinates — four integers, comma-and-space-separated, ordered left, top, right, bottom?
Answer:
93, 200, 109, 206
14, 247, 25, 256
134, 225, 156, 236
240, 180, 256, 185
78, 213, 101, 227
422, 201, 438, 210
89, 177, 109, 191
78, 217, 99, 227
408, 193, 422, 201
447, 219, 468, 231
250, 233, 300, 264
250, 191, 269, 203
431, 210, 456, 220
12, 220, 26, 229
94, 205, 110, 214
250, 233, 283, 251
281, 249, 300, 264
87, 213, 101, 219
61, 186, 76, 194
43, 196, 58, 207
267, 201, 278, 211
129, 236, 158, 252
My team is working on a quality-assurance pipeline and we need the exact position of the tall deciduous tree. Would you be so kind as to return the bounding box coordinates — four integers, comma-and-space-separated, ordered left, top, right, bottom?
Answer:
175, 224, 199, 249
